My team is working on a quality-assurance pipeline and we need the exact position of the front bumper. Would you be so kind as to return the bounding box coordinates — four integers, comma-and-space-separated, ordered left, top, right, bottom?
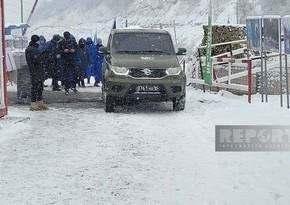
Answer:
105, 72, 186, 102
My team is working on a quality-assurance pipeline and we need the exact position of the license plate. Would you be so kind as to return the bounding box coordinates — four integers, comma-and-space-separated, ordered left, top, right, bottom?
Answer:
135, 85, 160, 92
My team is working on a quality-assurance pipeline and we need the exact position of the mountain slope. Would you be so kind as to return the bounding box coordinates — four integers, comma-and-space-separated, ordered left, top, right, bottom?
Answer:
25, 0, 290, 52
28, 0, 238, 52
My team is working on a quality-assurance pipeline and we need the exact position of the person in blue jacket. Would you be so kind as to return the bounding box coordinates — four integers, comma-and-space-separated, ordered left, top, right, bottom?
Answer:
85, 37, 97, 85
94, 38, 104, 87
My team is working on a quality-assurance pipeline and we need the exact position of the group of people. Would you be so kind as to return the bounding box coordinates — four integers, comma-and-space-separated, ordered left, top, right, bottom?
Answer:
25, 31, 104, 111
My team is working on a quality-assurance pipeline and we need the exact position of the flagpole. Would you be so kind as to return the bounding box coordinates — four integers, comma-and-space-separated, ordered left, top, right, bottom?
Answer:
204, 0, 213, 85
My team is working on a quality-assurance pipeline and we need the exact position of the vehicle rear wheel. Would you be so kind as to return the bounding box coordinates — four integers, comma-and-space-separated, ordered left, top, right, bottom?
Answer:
105, 95, 115, 112
173, 94, 186, 111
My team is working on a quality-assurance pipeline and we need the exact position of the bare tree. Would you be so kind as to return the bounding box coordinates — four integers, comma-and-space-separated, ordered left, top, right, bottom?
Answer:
238, 0, 256, 23
258, 0, 288, 15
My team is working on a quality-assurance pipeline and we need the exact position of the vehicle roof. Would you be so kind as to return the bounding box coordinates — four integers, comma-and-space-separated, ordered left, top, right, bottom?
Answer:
111, 28, 170, 35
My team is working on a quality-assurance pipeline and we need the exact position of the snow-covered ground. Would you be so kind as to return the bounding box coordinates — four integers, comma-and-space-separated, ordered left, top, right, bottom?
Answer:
3, 1, 290, 204
1, 88, 290, 205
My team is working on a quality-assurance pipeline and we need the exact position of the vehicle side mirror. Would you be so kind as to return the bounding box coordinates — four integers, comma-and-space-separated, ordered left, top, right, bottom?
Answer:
176, 48, 187, 55
100, 46, 110, 54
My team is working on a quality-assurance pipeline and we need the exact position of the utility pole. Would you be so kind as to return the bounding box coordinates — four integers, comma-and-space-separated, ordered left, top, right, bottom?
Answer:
21, 0, 24, 34
22, 0, 39, 36
236, 0, 239, 24
173, 20, 177, 46
21, 0, 24, 23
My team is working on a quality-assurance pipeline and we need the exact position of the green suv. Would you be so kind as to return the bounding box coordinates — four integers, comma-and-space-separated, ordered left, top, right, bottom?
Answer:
101, 28, 187, 112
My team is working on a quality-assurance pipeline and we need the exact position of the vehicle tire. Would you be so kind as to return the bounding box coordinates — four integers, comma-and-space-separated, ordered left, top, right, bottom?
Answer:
105, 95, 115, 112
173, 94, 186, 111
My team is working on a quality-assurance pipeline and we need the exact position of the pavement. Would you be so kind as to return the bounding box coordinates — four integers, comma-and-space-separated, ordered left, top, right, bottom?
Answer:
7, 89, 103, 109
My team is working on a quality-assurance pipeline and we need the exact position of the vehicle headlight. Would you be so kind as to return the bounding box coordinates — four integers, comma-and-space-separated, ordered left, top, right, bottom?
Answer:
166, 67, 182, 75
111, 66, 129, 75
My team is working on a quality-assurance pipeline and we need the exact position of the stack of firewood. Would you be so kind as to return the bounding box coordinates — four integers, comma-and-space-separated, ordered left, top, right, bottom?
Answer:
200, 25, 246, 56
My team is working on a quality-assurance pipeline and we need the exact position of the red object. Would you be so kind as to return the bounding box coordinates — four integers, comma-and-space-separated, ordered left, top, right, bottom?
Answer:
0, 0, 8, 118
241, 59, 252, 103
212, 58, 252, 103
213, 69, 220, 92
247, 60, 252, 104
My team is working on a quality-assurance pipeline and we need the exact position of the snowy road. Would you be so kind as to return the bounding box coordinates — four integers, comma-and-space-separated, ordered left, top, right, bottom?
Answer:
1, 88, 290, 205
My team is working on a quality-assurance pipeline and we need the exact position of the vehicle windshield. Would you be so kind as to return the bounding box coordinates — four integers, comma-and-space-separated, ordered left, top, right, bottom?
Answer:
112, 32, 175, 55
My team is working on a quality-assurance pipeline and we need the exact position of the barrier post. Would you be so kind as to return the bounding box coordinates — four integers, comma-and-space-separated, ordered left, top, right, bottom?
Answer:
0, 0, 7, 118
247, 59, 252, 103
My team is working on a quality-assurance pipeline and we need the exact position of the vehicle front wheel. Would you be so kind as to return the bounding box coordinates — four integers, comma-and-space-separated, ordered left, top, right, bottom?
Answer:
105, 95, 115, 112
173, 94, 186, 111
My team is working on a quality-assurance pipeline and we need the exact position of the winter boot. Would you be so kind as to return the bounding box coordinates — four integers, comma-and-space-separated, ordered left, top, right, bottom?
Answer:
81, 80, 85, 87
37, 100, 49, 110
73, 88, 78, 93
61, 81, 65, 89
52, 87, 62, 91
94, 82, 100, 87
65, 89, 69, 95
30, 102, 42, 111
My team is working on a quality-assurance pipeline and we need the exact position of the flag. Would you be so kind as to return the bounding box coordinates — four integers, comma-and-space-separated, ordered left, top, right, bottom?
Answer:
204, 0, 212, 85
93, 29, 98, 44
112, 17, 116, 30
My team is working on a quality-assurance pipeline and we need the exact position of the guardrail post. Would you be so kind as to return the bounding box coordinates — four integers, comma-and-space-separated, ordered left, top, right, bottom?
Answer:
247, 60, 252, 103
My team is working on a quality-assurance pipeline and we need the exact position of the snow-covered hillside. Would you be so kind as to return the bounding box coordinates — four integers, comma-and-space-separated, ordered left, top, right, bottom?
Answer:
10, 0, 290, 53
27, 0, 239, 53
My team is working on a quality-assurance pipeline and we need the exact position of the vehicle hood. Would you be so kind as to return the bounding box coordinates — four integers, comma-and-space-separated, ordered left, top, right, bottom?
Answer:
111, 54, 179, 68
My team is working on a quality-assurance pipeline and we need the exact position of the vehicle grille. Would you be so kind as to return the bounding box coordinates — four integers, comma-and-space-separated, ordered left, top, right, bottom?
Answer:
129, 68, 167, 78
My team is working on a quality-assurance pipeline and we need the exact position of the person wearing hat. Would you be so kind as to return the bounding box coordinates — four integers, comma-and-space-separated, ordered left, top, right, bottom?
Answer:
77, 38, 90, 87
59, 31, 78, 95
46, 34, 63, 91
95, 38, 104, 87
25, 34, 48, 111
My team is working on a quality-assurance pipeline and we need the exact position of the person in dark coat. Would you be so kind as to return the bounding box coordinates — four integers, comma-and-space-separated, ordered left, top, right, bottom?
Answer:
85, 37, 97, 85
25, 34, 48, 111
46, 34, 63, 91
59, 31, 78, 95
38, 35, 55, 89
77, 38, 90, 87
94, 38, 104, 87
67, 34, 79, 89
